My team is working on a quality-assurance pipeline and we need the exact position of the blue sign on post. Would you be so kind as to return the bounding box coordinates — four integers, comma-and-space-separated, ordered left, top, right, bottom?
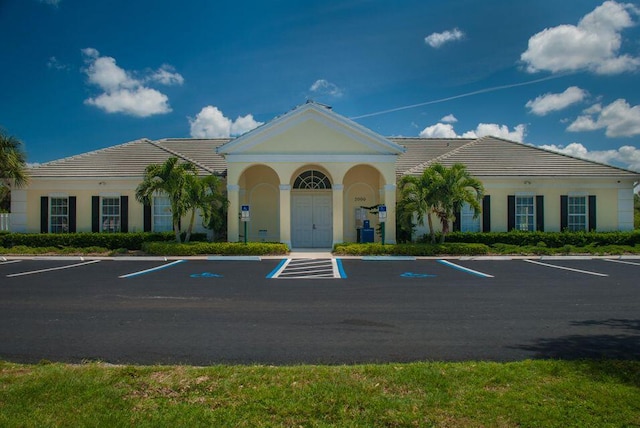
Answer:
241, 205, 250, 221
378, 205, 387, 220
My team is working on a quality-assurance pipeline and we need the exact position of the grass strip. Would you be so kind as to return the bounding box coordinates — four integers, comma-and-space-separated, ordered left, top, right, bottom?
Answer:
1, 360, 639, 427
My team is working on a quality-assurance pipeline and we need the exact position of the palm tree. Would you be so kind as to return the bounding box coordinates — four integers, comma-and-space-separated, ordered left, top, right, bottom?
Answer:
0, 129, 29, 209
135, 157, 198, 243
182, 174, 228, 243
397, 167, 443, 243
430, 163, 484, 243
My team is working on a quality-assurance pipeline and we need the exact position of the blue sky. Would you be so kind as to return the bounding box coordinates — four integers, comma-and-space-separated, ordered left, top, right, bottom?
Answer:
1, 0, 640, 171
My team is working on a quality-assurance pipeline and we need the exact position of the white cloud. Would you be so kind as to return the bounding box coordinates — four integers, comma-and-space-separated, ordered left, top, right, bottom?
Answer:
568, 99, 640, 137
189, 106, 263, 138
521, 1, 640, 74
310, 79, 343, 97
440, 114, 458, 123
539, 142, 640, 171
419, 123, 458, 138
424, 28, 464, 48
148, 64, 184, 86
419, 122, 526, 142
47, 56, 69, 71
81, 48, 183, 117
526, 86, 588, 116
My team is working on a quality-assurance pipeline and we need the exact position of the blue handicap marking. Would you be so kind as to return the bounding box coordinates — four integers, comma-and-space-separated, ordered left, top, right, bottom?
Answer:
190, 272, 224, 278
401, 272, 437, 278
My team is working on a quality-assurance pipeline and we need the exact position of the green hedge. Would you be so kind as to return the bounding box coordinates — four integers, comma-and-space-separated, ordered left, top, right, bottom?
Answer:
0, 232, 207, 250
142, 241, 289, 256
438, 230, 640, 247
333, 242, 490, 256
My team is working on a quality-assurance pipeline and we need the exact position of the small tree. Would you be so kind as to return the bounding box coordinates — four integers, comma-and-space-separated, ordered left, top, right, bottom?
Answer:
397, 167, 443, 243
0, 129, 29, 210
183, 174, 228, 243
135, 157, 198, 243
430, 163, 484, 243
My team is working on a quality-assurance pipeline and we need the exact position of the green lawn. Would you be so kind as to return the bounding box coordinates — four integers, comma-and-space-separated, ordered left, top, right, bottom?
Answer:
1, 360, 639, 427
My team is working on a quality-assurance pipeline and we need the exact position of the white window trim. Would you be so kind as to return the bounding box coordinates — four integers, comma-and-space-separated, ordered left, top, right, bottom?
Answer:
100, 195, 121, 233
49, 195, 69, 234
152, 191, 173, 232
515, 194, 535, 232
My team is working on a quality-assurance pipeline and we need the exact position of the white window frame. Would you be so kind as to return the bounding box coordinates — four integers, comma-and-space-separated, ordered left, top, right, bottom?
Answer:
100, 196, 120, 233
515, 194, 535, 232
152, 191, 173, 232
460, 202, 480, 232
567, 195, 587, 232
49, 195, 69, 234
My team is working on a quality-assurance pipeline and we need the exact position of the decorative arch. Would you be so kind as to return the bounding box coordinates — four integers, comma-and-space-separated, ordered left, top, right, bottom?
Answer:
293, 170, 332, 190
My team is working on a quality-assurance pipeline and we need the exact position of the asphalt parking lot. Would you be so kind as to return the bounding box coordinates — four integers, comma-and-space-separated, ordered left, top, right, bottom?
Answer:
1, 256, 638, 365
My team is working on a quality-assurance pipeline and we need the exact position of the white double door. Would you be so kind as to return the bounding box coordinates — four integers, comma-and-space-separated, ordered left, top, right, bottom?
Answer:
291, 193, 332, 248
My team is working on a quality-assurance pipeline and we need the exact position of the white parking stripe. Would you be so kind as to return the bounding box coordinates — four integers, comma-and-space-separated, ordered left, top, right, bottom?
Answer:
437, 259, 494, 278
6, 260, 101, 277
523, 259, 608, 277
119, 260, 186, 278
603, 259, 640, 267
0, 260, 22, 265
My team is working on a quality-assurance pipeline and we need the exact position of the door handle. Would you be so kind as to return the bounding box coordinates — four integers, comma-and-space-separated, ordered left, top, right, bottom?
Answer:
312, 224, 316, 230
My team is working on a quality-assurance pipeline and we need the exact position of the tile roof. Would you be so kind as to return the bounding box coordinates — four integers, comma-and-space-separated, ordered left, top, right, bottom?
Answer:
29, 138, 229, 178
396, 136, 639, 178
28, 135, 638, 180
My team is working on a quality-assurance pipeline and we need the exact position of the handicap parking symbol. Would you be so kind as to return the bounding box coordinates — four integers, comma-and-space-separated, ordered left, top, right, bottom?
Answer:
400, 272, 437, 278
190, 272, 224, 278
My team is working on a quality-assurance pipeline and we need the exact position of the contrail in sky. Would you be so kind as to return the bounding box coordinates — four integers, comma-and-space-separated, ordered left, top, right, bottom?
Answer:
349, 73, 570, 120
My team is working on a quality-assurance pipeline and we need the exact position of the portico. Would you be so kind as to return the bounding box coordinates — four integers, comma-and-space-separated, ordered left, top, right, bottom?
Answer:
217, 102, 405, 248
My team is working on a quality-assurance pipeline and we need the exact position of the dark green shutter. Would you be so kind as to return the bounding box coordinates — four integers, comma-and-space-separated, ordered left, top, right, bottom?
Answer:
588, 195, 596, 231
560, 195, 568, 231
507, 195, 515, 231
453, 209, 461, 232
68, 196, 77, 233
482, 195, 491, 232
144, 203, 152, 232
120, 196, 129, 233
92, 196, 100, 232
536, 195, 544, 232
40, 196, 49, 233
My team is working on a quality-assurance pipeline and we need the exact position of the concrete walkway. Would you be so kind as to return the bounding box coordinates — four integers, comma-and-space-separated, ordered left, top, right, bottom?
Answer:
288, 248, 334, 258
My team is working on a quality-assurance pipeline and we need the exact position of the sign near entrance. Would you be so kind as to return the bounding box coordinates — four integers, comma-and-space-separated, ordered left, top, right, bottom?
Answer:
378, 205, 387, 220
241, 205, 250, 222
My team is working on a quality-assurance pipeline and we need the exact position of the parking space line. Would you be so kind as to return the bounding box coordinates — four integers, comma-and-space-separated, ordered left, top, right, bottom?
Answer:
437, 259, 494, 278
523, 259, 608, 277
119, 260, 186, 278
266, 259, 290, 278
6, 260, 101, 278
0, 260, 21, 265
603, 259, 640, 267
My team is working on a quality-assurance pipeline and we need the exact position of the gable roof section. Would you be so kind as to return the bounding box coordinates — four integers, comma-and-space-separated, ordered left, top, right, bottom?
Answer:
217, 102, 406, 156
29, 138, 228, 178
398, 136, 639, 178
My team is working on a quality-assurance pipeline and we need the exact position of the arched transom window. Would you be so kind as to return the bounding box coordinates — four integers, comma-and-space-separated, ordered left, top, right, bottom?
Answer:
293, 170, 332, 190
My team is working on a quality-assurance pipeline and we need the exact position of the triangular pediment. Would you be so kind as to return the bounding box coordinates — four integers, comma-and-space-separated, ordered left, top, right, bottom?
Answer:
217, 102, 405, 156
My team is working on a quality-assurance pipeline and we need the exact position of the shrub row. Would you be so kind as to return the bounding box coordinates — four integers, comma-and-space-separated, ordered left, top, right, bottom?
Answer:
0, 232, 207, 250
0, 245, 110, 255
333, 242, 490, 256
438, 230, 640, 247
142, 241, 289, 256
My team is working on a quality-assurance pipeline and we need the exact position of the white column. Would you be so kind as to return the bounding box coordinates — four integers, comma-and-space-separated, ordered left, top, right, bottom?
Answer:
383, 183, 397, 244
332, 184, 344, 246
279, 184, 291, 248
227, 184, 240, 242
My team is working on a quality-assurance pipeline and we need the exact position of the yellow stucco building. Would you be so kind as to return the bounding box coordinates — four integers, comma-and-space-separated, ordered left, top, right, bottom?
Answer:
11, 102, 640, 246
